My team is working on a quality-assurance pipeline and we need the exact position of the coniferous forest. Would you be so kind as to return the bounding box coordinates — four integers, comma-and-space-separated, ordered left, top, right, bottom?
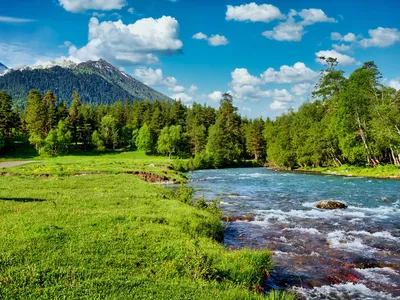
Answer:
1, 60, 400, 170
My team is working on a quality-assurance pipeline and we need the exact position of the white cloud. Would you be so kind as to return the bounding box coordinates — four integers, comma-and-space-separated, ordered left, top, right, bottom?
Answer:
298, 8, 336, 25
332, 43, 351, 52
315, 49, 355, 66
270, 101, 290, 110
68, 16, 183, 65
192, 32, 229, 46
291, 83, 313, 96
270, 89, 294, 110
232, 85, 272, 102
192, 32, 208, 40
208, 34, 229, 46
229, 63, 317, 103
0, 16, 35, 23
169, 85, 185, 92
262, 13, 303, 41
359, 27, 400, 48
208, 91, 223, 102
127, 7, 134, 14
261, 62, 318, 83
59, 0, 126, 12
242, 107, 252, 113
188, 85, 198, 93
225, 2, 285, 23
133, 67, 185, 93
343, 32, 356, 42
262, 8, 336, 42
330, 32, 356, 42
171, 92, 192, 103
389, 78, 400, 90
231, 68, 263, 86
273, 89, 293, 102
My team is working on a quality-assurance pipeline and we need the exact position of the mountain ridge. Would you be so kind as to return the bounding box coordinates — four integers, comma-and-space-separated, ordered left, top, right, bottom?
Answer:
0, 62, 8, 75
0, 59, 171, 105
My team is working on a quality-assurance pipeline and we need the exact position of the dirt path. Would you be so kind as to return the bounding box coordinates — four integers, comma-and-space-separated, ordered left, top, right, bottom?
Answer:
0, 161, 38, 169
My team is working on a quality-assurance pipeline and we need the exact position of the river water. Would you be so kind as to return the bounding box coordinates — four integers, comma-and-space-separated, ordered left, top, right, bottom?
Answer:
188, 168, 400, 299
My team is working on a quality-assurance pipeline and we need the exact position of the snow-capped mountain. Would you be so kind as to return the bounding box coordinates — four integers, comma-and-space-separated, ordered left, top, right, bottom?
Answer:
0, 59, 171, 105
13, 60, 78, 72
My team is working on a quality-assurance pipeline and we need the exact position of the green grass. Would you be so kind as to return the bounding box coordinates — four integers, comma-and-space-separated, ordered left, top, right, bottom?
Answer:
0, 152, 295, 299
1, 151, 187, 183
300, 164, 400, 179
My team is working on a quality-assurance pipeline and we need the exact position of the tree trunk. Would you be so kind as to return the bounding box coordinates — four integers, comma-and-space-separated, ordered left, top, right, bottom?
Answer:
356, 115, 378, 167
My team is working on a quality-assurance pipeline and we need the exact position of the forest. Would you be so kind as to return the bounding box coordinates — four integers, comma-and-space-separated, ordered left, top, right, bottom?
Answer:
0, 59, 399, 170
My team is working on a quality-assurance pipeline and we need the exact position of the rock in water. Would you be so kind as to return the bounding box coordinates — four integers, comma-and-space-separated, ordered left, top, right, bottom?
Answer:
315, 200, 347, 209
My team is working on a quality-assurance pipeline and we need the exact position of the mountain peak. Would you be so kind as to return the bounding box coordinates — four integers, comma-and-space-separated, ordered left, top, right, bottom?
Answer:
13, 60, 77, 72
0, 58, 171, 105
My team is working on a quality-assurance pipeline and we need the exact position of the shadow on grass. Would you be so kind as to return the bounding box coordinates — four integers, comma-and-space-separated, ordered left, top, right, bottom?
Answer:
0, 197, 46, 202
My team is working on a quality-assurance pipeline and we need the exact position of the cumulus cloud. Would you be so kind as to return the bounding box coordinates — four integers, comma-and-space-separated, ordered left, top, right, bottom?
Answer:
171, 92, 192, 103
208, 34, 229, 46
192, 32, 229, 46
359, 27, 400, 48
298, 8, 336, 25
0, 16, 35, 23
270, 89, 295, 110
389, 78, 400, 90
59, 0, 126, 12
208, 91, 223, 102
225, 2, 285, 23
229, 62, 317, 104
331, 32, 356, 42
231, 68, 263, 86
263, 8, 336, 42
67, 16, 183, 65
332, 43, 351, 52
127, 7, 134, 14
315, 49, 355, 66
291, 83, 313, 96
192, 32, 208, 40
262, 14, 304, 41
133, 67, 186, 93
188, 85, 198, 93
261, 62, 318, 83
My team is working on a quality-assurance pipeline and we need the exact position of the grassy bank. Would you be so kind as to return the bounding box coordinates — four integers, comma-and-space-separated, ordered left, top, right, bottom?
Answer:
0, 152, 294, 299
298, 164, 400, 179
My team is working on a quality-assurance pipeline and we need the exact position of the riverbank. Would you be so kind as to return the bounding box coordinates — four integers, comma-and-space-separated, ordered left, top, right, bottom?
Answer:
0, 152, 294, 299
268, 164, 400, 180
298, 164, 400, 179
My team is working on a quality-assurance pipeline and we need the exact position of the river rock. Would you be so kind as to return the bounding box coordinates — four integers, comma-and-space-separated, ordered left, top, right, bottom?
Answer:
315, 200, 347, 210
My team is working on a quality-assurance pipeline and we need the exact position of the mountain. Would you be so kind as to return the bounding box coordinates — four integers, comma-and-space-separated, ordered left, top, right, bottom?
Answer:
0, 59, 171, 106
0, 62, 8, 75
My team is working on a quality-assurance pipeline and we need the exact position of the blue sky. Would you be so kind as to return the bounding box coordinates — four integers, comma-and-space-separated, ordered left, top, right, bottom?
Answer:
1, 0, 400, 118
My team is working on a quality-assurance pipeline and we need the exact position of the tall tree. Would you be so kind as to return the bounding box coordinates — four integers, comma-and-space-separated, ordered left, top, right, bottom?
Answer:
206, 93, 243, 167
25, 90, 46, 151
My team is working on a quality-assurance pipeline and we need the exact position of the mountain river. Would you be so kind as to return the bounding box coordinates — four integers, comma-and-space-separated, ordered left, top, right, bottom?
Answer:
188, 168, 400, 299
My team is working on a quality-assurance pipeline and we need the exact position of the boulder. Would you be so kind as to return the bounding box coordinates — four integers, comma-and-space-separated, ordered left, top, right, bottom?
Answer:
315, 200, 347, 210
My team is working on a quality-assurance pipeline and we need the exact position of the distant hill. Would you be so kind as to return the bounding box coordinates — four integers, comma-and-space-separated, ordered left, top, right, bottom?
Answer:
0, 59, 171, 106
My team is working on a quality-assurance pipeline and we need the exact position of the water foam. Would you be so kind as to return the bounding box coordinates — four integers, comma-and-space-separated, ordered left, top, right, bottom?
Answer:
355, 267, 399, 286
294, 282, 399, 300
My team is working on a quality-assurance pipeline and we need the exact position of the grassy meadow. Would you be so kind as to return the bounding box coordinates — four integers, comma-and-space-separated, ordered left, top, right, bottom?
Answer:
0, 151, 294, 299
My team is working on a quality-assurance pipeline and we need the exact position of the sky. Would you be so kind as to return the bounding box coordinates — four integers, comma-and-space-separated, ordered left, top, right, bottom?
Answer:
0, 0, 400, 118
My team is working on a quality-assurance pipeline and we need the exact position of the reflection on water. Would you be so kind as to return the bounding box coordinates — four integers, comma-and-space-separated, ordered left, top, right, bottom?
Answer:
189, 168, 400, 300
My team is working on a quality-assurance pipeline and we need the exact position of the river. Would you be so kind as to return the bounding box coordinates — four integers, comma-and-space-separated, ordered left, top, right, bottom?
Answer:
188, 168, 400, 300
